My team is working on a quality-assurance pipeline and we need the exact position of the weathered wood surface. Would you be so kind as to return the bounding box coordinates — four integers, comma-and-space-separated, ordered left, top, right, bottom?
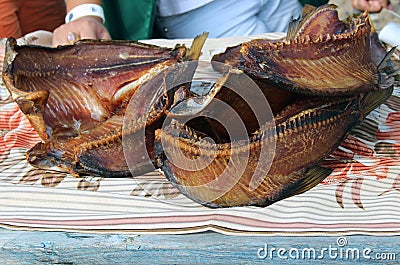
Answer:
0, 228, 399, 264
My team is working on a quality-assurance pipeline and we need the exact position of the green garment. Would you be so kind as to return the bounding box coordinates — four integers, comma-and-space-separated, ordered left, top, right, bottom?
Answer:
299, 0, 329, 7
103, 0, 156, 40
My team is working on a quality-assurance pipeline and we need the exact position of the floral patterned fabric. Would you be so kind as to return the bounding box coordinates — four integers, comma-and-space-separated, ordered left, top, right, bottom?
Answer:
0, 33, 399, 235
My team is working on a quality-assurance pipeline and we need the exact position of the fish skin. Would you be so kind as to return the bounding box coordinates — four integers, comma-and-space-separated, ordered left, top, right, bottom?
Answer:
154, 4, 395, 207
212, 5, 388, 96
3, 33, 208, 177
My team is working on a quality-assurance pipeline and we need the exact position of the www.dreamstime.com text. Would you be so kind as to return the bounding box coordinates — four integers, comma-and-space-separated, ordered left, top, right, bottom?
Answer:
257, 237, 397, 261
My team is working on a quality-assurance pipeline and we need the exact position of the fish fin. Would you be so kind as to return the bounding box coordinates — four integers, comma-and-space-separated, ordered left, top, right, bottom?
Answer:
286, 16, 302, 40
14, 90, 50, 141
2, 38, 50, 141
367, 14, 377, 34
377, 46, 397, 71
275, 165, 332, 201
362, 44, 395, 117
187, 32, 208, 60
302, 4, 317, 16
360, 84, 394, 118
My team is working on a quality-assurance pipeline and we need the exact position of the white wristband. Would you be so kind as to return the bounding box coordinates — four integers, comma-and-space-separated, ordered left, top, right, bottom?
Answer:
65, 4, 105, 24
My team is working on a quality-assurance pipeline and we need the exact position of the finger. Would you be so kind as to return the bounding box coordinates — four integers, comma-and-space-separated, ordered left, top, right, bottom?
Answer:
98, 29, 112, 40
352, 0, 369, 11
379, 0, 390, 9
67, 32, 81, 44
367, 1, 384, 12
367, 2, 383, 13
351, 0, 358, 9
73, 19, 109, 40
384, 0, 394, 10
52, 36, 63, 47
53, 27, 71, 46
79, 30, 98, 41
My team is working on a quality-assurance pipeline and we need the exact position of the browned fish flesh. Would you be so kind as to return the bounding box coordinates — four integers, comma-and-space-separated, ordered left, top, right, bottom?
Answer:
213, 4, 391, 96
154, 70, 393, 207
153, 4, 395, 207
2, 33, 208, 176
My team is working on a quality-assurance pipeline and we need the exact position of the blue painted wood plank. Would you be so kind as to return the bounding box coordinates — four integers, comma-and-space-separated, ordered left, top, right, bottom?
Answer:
0, 228, 399, 264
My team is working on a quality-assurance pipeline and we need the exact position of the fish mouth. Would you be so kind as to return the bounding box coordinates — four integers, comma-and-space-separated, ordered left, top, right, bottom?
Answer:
2, 33, 209, 177
152, 4, 395, 208
153, 63, 393, 207
212, 5, 392, 96
1, 4, 397, 208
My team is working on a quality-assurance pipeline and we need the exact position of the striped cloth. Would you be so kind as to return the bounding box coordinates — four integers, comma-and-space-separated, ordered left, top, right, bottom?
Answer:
0, 33, 399, 235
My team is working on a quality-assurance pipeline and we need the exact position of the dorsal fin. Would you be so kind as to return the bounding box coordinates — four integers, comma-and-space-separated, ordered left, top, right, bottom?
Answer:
286, 16, 302, 40
187, 32, 208, 60
302, 4, 316, 15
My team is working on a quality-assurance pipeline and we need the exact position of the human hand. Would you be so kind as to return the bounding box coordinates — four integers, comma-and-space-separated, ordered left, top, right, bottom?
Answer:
351, 0, 394, 13
52, 16, 111, 46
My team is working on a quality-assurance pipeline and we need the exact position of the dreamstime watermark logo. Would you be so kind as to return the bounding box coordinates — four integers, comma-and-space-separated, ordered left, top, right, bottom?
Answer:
257, 237, 397, 261
121, 61, 276, 204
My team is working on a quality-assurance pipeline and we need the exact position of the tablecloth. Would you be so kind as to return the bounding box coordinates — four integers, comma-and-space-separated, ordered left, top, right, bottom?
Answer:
1, 32, 399, 235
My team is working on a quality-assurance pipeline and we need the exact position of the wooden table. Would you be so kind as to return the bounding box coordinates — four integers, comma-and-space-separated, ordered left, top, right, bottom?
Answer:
0, 228, 399, 264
